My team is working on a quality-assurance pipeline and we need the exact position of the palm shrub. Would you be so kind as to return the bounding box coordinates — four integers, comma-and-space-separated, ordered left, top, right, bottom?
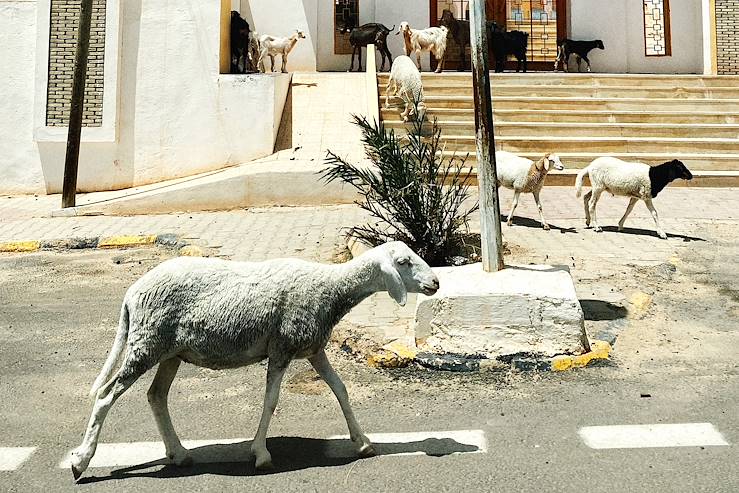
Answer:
321, 113, 479, 267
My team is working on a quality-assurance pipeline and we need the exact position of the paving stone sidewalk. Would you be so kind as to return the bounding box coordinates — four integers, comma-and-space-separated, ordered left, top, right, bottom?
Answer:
2, 187, 738, 349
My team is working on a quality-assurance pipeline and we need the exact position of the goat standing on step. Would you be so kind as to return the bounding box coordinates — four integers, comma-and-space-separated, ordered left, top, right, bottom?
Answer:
258, 30, 306, 73
496, 151, 565, 230
398, 22, 449, 73
68, 242, 439, 480
576, 157, 693, 239
347, 23, 395, 72
554, 39, 605, 72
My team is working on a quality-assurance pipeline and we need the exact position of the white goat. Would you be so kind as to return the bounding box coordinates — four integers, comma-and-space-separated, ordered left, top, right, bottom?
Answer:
258, 29, 306, 73
398, 21, 449, 73
68, 242, 439, 480
496, 151, 565, 230
384, 55, 427, 122
576, 157, 693, 239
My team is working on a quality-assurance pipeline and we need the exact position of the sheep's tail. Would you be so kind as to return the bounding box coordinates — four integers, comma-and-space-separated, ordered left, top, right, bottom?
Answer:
575, 165, 591, 197
89, 303, 130, 398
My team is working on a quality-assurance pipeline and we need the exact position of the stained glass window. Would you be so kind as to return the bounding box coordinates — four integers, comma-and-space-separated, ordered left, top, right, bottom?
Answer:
506, 1, 558, 63
335, 0, 359, 55
643, 0, 671, 56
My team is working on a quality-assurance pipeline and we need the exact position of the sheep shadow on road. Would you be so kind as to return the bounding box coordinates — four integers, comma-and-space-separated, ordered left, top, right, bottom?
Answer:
599, 226, 706, 242
76, 436, 480, 484
502, 216, 578, 233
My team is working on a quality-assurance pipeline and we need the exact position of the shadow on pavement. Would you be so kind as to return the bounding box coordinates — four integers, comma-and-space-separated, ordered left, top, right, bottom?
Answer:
599, 226, 706, 242
503, 216, 578, 234
77, 436, 479, 484
579, 300, 628, 321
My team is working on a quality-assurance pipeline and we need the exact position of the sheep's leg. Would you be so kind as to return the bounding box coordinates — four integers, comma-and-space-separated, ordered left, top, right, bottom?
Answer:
69, 366, 147, 479
309, 350, 375, 458
384, 80, 395, 109
507, 191, 521, 227
583, 190, 592, 227
588, 189, 604, 232
618, 198, 638, 231
251, 356, 290, 470
281, 55, 287, 73
147, 358, 191, 467
416, 50, 422, 70
583, 55, 592, 72
532, 190, 550, 230
576, 56, 582, 72
269, 55, 275, 73
644, 197, 668, 239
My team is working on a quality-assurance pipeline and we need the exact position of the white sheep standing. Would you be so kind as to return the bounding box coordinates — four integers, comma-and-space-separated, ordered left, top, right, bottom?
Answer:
384, 55, 427, 122
496, 151, 565, 230
68, 242, 439, 480
398, 22, 449, 73
257, 29, 306, 73
575, 156, 693, 239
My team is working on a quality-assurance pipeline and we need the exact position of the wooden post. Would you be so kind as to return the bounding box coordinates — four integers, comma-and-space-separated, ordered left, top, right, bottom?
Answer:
469, 0, 504, 272
61, 0, 94, 209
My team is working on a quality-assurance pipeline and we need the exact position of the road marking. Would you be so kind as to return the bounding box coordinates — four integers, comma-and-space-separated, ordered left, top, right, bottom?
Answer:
579, 423, 730, 449
58, 430, 486, 469
0, 447, 37, 471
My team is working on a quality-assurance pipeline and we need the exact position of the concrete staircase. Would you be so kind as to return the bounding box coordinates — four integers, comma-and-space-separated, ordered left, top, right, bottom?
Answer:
378, 73, 739, 186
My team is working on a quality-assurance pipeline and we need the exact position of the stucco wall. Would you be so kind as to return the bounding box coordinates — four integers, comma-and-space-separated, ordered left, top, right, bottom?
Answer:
0, 1, 289, 194
569, 0, 705, 74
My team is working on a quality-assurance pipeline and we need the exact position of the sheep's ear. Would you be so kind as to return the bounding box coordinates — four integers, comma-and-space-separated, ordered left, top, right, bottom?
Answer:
542, 155, 552, 171
381, 260, 407, 306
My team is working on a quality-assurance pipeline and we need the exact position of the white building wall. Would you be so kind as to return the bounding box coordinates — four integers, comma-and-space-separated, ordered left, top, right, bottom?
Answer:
0, 1, 289, 194
569, 0, 705, 74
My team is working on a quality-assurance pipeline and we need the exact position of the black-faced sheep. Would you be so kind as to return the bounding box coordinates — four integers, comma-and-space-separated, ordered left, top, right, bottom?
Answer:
554, 39, 605, 72
576, 157, 693, 239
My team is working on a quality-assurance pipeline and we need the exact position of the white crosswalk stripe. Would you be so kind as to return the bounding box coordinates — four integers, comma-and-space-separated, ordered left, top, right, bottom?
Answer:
58, 430, 486, 469
579, 423, 730, 449
0, 447, 37, 471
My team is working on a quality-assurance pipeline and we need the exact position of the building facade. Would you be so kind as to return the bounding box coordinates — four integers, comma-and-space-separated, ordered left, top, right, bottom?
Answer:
0, 0, 736, 194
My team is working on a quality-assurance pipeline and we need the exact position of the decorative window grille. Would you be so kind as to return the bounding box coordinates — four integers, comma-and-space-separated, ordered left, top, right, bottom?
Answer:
643, 0, 671, 56
334, 0, 359, 55
506, 0, 558, 63
436, 0, 470, 21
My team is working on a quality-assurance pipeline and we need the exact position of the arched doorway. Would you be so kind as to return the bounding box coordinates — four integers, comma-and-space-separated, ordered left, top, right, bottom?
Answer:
430, 0, 567, 71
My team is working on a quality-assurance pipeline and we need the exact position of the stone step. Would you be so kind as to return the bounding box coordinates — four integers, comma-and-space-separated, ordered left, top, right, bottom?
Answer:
380, 108, 739, 124
377, 73, 739, 88
437, 135, 739, 155
383, 120, 739, 139
417, 84, 739, 99
438, 151, 739, 171
421, 95, 739, 111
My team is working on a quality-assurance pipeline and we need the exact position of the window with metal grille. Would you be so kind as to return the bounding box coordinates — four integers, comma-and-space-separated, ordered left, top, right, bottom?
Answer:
335, 0, 359, 55
643, 0, 671, 56
506, 0, 558, 63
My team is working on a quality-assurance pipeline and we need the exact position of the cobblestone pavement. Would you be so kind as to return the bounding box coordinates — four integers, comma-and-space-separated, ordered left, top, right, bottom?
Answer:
2, 187, 738, 346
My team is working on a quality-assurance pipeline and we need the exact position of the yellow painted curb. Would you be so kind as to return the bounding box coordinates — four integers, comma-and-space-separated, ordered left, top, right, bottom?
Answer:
552, 340, 611, 372
368, 341, 418, 369
98, 235, 158, 249
0, 241, 41, 253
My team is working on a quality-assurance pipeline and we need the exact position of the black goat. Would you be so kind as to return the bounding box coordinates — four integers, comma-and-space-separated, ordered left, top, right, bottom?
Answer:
348, 23, 394, 72
230, 11, 252, 73
490, 23, 528, 73
554, 39, 605, 72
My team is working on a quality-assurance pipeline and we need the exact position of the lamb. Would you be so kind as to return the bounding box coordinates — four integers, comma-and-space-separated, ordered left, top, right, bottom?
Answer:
257, 29, 306, 73
384, 55, 427, 122
554, 39, 605, 72
68, 242, 439, 480
398, 21, 449, 73
575, 157, 693, 239
495, 151, 565, 230
347, 23, 395, 72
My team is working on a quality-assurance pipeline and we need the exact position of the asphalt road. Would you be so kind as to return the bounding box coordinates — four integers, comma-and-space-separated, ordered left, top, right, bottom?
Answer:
0, 247, 737, 492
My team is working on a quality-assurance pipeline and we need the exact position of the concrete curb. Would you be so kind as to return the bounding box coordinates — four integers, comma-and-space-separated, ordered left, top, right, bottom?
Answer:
363, 340, 612, 372
0, 233, 207, 256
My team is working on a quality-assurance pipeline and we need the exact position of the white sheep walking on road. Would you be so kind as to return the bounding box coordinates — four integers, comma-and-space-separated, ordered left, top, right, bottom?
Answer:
257, 29, 306, 73
398, 22, 449, 73
496, 151, 565, 230
384, 55, 427, 122
575, 156, 693, 239
68, 242, 439, 480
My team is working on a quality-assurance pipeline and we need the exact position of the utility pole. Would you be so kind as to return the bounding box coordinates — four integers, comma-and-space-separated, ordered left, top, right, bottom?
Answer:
469, 0, 504, 272
62, 0, 94, 208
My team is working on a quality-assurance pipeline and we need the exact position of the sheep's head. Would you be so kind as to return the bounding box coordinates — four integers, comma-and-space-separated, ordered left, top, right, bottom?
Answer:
542, 153, 565, 172
295, 30, 306, 39
373, 241, 439, 306
596, 40, 605, 50
666, 159, 693, 181
397, 22, 411, 36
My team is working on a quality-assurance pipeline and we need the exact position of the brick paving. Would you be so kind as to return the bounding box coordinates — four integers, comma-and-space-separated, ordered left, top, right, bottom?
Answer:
2, 186, 738, 346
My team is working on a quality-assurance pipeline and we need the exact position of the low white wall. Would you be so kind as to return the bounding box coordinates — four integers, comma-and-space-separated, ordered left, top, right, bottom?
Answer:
0, 1, 289, 194
569, 0, 705, 74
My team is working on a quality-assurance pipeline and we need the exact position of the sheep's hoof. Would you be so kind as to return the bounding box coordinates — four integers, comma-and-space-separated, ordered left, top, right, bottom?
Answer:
358, 443, 377, 458
172, 454, 193, 468
542, 224, 551, 231
594, 227, 603, 233
506, 220, 513, 227
71, 465, 83, 481
658, 232, 668, 240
